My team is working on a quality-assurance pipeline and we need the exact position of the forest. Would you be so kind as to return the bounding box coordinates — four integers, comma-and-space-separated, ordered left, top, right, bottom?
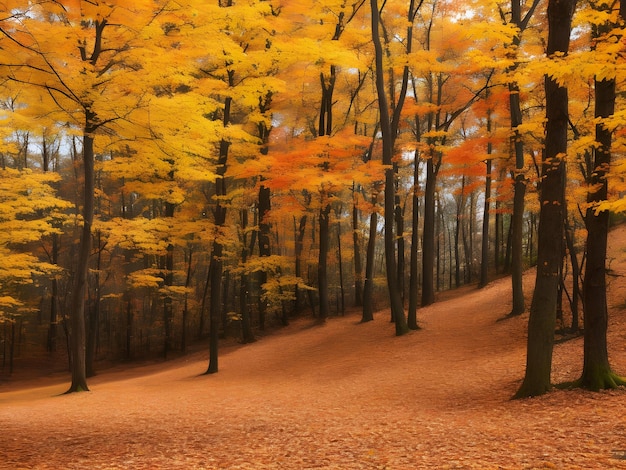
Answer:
0, 0, 625, 399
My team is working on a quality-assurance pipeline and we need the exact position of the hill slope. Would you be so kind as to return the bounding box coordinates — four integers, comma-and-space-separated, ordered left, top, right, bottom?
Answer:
2, 228, 626, 469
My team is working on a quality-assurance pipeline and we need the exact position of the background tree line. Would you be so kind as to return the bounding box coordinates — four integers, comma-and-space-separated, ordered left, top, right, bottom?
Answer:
0, 0, 624, 396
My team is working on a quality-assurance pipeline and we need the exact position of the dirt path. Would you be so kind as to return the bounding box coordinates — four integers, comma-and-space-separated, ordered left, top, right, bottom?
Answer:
2, 230, 626, 469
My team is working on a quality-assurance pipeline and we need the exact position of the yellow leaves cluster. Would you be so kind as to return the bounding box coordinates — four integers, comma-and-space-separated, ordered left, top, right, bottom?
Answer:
0, 167, 67, 314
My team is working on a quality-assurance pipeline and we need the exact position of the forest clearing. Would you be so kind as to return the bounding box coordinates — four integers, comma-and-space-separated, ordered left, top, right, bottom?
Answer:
1, 226, 626, 469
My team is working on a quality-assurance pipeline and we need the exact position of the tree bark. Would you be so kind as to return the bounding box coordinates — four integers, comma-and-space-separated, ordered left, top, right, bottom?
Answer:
206, 94, 231, 375
370, 0, 408, 335
515, 0, 576, 398
408, 151, 421, 330
422, 154, 437, 306
506, 0, 542, 316
362, 194, 379, 323
479, 114, 493, 288
66, 119, 96, 393
318, 203, 331, 321
352, 186, 364, 307
579, 2, 626, 389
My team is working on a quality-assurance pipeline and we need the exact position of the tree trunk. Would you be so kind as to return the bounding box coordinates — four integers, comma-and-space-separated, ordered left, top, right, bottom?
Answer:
395, 190, 405, 305
508, 98, 527, 317
206, 239, 223, 374
514, 0, 576, 398
256, 91, 273, 330
352, 186, 364, 307
479, 104, 493, 288
318, 203, 331, 321
480, 156, 492, 288
564, 213, 581, 332
370, 0, 408, 335
408, 151, 421, 329
43, 136, 60, 354
337, 220, 345, 315
181, 247, 193, 352
362, 194, 379, 323
454, 175, 464, 288
294, 213, 308, 313
206, 94, 231, 375
66, 120, 96, 393
240, 209, 256, 344
422, 154, 437, 306
579, 3, 626, 389
506, 0, 542, 316
86, 232, 103, 377
257, 184, 271, 331
163, 202, 175, 360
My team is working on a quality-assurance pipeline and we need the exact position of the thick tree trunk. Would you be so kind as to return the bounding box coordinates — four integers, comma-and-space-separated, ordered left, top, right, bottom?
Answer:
66, 123, 96, 394
508, 92, 527, 317
422, 155, 437, 306
514, 0, 576, 398
579, 10, 626, 388
206, 95, 231, 375
206, 239, 223, 374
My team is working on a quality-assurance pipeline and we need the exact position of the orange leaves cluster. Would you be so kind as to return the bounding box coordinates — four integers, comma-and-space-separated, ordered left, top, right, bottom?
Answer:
263, 129, 377, 211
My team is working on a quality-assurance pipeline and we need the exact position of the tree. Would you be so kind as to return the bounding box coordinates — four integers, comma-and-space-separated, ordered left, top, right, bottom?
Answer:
577, 0, 626, 390
0, 1, 152, 392
369, 0, 424, 335
504, 0, 542, 317
515, 0, 577, 399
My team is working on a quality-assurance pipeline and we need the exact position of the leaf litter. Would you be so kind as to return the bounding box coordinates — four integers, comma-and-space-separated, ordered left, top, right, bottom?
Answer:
2, 228, 626, 469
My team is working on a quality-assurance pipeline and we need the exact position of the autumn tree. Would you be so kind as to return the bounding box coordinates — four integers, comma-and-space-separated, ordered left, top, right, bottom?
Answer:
370, 0, 421, 335
576, 0, 626, 390
0, 2, 138, 392
515, 0, 577, 398
406, 1, 493, 306
501, 0, 543, 316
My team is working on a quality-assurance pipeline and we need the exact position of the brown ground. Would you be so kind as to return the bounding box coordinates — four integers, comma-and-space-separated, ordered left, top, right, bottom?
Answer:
2, 229, 626, 469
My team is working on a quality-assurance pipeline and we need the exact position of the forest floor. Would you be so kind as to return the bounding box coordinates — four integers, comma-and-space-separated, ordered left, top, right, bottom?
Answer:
2, 229, 626, 469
